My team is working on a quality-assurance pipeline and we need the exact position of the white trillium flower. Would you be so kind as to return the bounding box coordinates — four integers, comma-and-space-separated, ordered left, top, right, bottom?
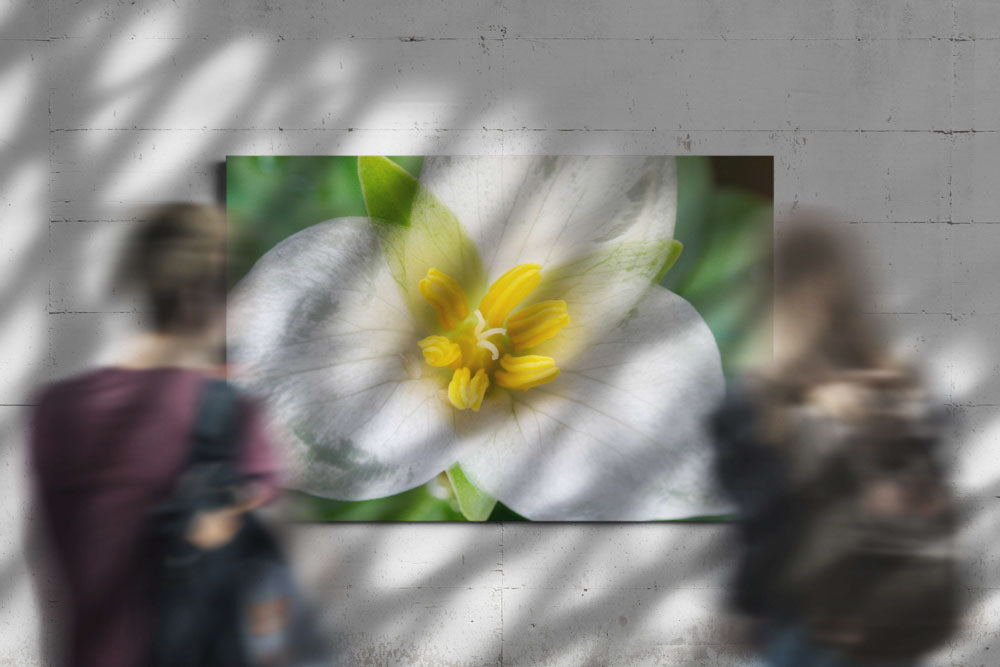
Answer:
229, 156, 727, 520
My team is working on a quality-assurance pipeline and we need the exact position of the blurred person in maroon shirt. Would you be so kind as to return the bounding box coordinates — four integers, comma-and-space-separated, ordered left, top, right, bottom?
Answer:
30, 204, 278, 667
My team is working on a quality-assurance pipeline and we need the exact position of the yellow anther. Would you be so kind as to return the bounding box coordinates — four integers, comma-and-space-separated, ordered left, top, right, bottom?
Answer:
506, 300, 570, 352
447, 367, 490, 411
478, 263, 541, 328
416, 263, 567, 410
468, 368, 489, 410
419, 268, 470, 331
494, 354, 560, 391
418, 335, 462, 367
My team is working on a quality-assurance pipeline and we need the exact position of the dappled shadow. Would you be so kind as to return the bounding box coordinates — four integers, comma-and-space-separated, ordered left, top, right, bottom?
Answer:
0, 1, 997, 665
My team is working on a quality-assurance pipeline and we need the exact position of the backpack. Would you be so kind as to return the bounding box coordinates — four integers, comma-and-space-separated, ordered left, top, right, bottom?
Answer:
149, 379, 329, 666
775, 372, 960, 663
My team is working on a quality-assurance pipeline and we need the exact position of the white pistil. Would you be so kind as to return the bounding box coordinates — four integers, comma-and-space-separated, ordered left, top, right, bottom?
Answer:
473, 309, 506, 360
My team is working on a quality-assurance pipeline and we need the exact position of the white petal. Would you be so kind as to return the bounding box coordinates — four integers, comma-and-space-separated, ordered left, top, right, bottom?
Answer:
455, 286, 727, 520
359, 157, 487, 331
526, 239, 681, 363
229, 218, 459, 500
419, 156, 676, 282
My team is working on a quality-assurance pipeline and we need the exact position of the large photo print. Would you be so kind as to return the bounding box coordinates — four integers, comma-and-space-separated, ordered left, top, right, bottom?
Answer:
227, 156, 772, 521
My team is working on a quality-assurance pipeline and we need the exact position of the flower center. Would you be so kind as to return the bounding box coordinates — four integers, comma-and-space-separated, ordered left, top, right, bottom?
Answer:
416, 264, 570, 411
472, 310, 506, 362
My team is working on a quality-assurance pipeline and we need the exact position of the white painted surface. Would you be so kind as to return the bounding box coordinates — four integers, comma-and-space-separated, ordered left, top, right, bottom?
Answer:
2, 1, 998, 664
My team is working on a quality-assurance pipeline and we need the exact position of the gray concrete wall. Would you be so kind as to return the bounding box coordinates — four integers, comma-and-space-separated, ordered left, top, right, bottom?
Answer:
1, 1, 997, 664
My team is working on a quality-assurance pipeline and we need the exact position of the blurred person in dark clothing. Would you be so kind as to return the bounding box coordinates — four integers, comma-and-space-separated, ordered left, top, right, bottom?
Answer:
30, 204, 278, 667
712, 218, 959, 666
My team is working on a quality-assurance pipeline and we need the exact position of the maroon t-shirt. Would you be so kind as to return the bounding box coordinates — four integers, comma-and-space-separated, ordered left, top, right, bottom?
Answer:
30, 367, 278, 667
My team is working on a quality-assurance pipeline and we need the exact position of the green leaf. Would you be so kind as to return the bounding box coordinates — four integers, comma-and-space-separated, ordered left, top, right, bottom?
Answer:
446, 463, 497, 521
653, 239, 684, 282
358, 156, 420, 226
664, 172, 773, 376
359, 156, 486, 333
285, 486, 466, 522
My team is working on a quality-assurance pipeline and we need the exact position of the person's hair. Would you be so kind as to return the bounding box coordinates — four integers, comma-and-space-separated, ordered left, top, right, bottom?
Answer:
755, 214, 921, 444
120, 203, 227, 334
774, 220, 888, 373
766, 213, 916, 412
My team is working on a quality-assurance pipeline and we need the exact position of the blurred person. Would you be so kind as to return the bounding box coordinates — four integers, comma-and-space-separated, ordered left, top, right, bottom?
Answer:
711, 217, 960, 666
30, 204, 278, 666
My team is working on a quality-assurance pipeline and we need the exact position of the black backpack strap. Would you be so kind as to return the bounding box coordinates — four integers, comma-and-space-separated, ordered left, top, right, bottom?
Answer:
189, 378, 241, 466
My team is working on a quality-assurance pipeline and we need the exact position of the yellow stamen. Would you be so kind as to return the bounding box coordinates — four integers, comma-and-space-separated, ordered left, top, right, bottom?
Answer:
478, 263, 541, 328
417, 262, 566, 411
419, 268, 470, 331
447, 367, 490, 411
468, 368, 489, 410
506, 300, 570, 352
418, 335, 462, 367
494, 354, 560, 391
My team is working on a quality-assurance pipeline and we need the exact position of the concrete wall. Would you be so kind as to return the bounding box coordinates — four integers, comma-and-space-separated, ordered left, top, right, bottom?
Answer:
2, 1, 997, 664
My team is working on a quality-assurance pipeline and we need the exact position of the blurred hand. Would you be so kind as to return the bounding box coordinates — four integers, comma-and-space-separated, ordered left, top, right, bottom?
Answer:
808, 380, 870, 418
185, 507, 241, 549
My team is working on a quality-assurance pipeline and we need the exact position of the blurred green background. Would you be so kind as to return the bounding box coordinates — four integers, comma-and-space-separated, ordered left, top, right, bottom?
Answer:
227, 156, 773, 522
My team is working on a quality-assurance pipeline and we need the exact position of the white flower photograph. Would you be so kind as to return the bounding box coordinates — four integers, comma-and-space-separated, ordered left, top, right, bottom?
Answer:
227, 155, 772, 521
